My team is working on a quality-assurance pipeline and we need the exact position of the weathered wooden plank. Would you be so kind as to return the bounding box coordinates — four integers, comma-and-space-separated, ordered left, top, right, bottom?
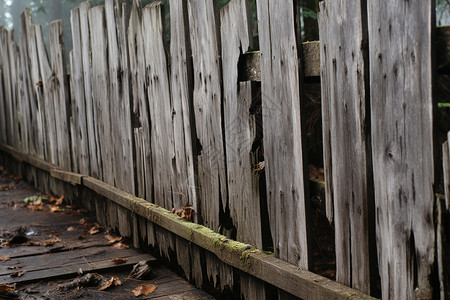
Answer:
0, 28, 14, 147
69, 7, 89, 175
128, 0, 153, 201
187, 0, 227, 232
169, 0, 197, 212
0, 68, 5, 144
7, 31, 20, 150
221, 0, 262, 249
318, 0, 372, 293
80, 1, 101, 179
49, 20, 71, 171
141, 2, 176, 210
89, 6, 114, 186
256, 0, 311, 269
35, 23, 57, 165
50, 168, 84, 185
105, 0, 135, 194
444, 137, 450, 212
368, 1, 435, 299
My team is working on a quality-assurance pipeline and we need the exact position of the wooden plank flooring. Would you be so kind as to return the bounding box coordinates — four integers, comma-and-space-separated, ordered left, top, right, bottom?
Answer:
0, 166, 214, 299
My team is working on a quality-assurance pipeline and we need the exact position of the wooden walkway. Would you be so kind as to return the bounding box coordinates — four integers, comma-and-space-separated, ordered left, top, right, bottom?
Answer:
0, 166, 214, 299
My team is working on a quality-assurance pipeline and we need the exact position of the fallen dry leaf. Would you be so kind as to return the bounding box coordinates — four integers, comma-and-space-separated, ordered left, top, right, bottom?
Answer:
7, 266, 22, 270
0, 256, 11, 262
112, 258, 128, 264
98, 276, 122, 291
88, 226, 100, 235
132, 284, 157, 297
112, 242, 129, 250
171, 204, 195, 221
10, 270, 26, 277
105, 235, 122, 244
0, 284, 15, 291
67, 226, 77, 231
50, 206, 63, 213
0, 182, 14, 191
42, 236, 62, 246
26, 241, 41, 246
49, 195, 64, 205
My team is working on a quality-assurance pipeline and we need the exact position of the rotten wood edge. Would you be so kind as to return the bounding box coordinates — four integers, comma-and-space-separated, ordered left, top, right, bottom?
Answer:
0, 143, 375, 300
239, 27, 450, 81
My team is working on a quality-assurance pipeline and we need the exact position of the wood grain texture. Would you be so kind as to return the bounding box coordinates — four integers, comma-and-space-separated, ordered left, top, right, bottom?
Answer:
128, 0, 153, 201
49, 20, 71, 171
142, 2, 176, 209
69, 7, 89, 175
105, 0, 135, 194
187, 0, 227, 231
81, 1, 101, 179
368, 1, 435, 298
89, 6, 113, 185
444, 136, 450, 212
256, 0, 310, 269
318, 0, 371, 293
169, 0, 198, 212
0, 68, 5, 144
221, 0, 262, 249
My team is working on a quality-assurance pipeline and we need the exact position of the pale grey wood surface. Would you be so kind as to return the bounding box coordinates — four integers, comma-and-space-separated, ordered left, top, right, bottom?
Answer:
0, 68, 5, 143
69, 7, 89, 175
49, 20, 71, 171
220, 0, 262, 249
187, 0, 227, 231
318, 0, 371, 293
128, 0, 153, 201
105, 0, 134, 194
89, 6, 113, 185
0, 28, 15, 148
256, 0, 310, 269
141, 2, 175, 209
368, 1, 435, 299
169, 0, 197, 213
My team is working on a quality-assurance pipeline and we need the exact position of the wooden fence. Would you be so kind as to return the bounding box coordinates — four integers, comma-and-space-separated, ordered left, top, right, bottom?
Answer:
0, 0, 448, 299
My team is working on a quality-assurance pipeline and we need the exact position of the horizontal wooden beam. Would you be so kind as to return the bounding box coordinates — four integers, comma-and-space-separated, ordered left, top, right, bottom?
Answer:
0, 143, 376, 300
239, 26, 450, 81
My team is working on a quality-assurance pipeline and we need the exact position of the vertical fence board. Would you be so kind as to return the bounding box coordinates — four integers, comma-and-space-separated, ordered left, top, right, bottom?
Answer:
187, 0, 227, 231
128, 0, 153, 200
49, 20, 71, 171
318, 0, 372, 293
368, 1, 435, 298
0, 28, 14, 147
141, 2, 175, 210
445, 134, 450, 212
81, 1, 101, 179
169, 0, 197, 212
70, 7, 89, 174
256, 0, 310, 269
89, 6, 114, 185
0, 68, 5, 143
221, 0, 263, 249
7, 32, 20, 149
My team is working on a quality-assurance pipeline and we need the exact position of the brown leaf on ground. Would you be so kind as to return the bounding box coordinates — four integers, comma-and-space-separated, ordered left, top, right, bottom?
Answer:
49, 195, 64, 205
10, 270, 26, 277
0, 284, 15, 291
0, 182, 14, 191
67, 226, 77, 231
50, 206, 63, 213
27, 199, 44, 211
112, 258, 128, 264
132, 284, 157, 297
79, 218, 87, 225
0, 256, 11, 261
105, 235, 122, 244
112, 242, 129, 250
42, 236, 62, 246
98, 276, 122, 291
26, 241, 41, 246
88, 226, 100, 235
7, 266, 21, 270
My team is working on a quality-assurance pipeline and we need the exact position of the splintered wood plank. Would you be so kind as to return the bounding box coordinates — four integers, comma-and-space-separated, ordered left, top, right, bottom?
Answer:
80, 1, 101, 179
0, 68, 5, 144
187, 0, 227, 232
220, 0, 262, 249
0, 253, 154, 284
256, 0, 310, 268
128, 0, 153, 201
368, 1, 435, 299
35, 23, 57, 165
105, 0, 135, 194
318, 0, 372, 293
89, 6, 113, 185
7, 32, 20, 150
0, 28, 14, 147
49, 20, 71, 171
141, 2, 175, 210
169, 0, 197, 212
